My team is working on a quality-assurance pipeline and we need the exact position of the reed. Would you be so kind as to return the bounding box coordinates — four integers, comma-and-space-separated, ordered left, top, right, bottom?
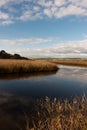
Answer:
0, 95, 87, 130
0, 59, 58, 74
23, 96, 87, 130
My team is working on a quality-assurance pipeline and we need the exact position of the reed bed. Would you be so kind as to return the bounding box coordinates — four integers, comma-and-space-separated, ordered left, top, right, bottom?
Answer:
0, 96, 87, 130
22, 96, 87, 130
0, 59, 58, 74
50, 59, 87, 67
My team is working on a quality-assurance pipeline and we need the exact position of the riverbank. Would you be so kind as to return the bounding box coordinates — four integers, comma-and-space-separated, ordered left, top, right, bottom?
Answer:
0, 59, 58, 74
48, 59, 87, 67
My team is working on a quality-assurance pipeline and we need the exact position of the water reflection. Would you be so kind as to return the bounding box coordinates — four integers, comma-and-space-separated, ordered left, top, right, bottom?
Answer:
0, 71, 57, 80
57, 65, 87, 83
0, 92, 35, 130
0, 66, 87, 99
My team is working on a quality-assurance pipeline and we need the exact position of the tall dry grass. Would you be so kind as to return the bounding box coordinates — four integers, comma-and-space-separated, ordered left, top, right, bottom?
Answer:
0, 59, 58, 74
50, 59, 87, 67
21, 96, 87, 130
0, 95, 87, 130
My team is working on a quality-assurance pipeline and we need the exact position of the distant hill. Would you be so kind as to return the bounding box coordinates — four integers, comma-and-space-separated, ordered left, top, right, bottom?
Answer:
0, 50, 28, 60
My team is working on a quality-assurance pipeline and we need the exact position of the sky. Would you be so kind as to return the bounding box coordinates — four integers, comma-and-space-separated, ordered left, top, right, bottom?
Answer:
0, 0, 87, 58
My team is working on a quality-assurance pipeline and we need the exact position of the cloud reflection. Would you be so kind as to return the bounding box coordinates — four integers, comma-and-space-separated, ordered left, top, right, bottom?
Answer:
56, 65, 87, 83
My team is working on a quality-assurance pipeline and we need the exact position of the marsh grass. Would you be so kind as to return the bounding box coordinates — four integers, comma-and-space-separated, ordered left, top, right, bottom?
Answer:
21, 96, 87, 130
50, 59, 87, 67
0, 96, 87, 130
0, 59, 58, 74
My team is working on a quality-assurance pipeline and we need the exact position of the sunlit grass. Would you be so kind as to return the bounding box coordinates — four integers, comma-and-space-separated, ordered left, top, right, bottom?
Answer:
22, 96, 87, 130
0, 59, 58, 73
0, 95, 87, 130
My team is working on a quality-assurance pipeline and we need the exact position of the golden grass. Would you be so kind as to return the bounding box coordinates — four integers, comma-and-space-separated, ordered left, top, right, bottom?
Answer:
49, 59, 87, 67
0, 59, 58, 74
23, 96, 87, 130
0, 95, 87, 130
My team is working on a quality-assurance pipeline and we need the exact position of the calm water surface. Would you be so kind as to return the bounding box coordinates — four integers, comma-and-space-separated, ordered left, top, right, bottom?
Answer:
0, 65, 87, 99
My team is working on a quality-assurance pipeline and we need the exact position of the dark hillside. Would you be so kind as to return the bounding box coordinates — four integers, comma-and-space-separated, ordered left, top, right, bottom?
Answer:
0, 50, 28, 60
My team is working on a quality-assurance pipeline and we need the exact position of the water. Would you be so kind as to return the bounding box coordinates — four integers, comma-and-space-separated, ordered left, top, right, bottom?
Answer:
0, 65, 87, 100
0, 65, 87, 129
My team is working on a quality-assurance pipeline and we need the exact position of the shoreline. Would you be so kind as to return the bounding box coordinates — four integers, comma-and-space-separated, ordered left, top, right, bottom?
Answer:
49, 59, 87, 67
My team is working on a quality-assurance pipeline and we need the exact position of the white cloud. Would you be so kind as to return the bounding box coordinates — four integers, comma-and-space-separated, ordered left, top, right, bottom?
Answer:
83, 34, 87, 39
0, 0, 87, 25
0, 39, 15, 45
33, 6, 40, 12
0, 0, 10, 7
0, 0, 25, 7
16, 38, 51, 44
1, 20, 14, 25
0, 0, 22, 7
68, 0, 87, 8
38, 0, 53, 7
0, 38, 52, 46
20, 10, 33, 21
0, 11, 9, 19
44, 8, 52, 18
55, 5, 86, 18
3, 38, 87, 58
20, 10, 42, 21
54, 0, 66, 7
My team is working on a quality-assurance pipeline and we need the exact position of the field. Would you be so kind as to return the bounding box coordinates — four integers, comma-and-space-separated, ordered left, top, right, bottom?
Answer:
47, 59, 87, 67
0, 59, 58, 74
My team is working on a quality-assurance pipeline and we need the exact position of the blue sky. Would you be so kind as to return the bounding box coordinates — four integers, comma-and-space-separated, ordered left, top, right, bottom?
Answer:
0, 0, 87, 58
